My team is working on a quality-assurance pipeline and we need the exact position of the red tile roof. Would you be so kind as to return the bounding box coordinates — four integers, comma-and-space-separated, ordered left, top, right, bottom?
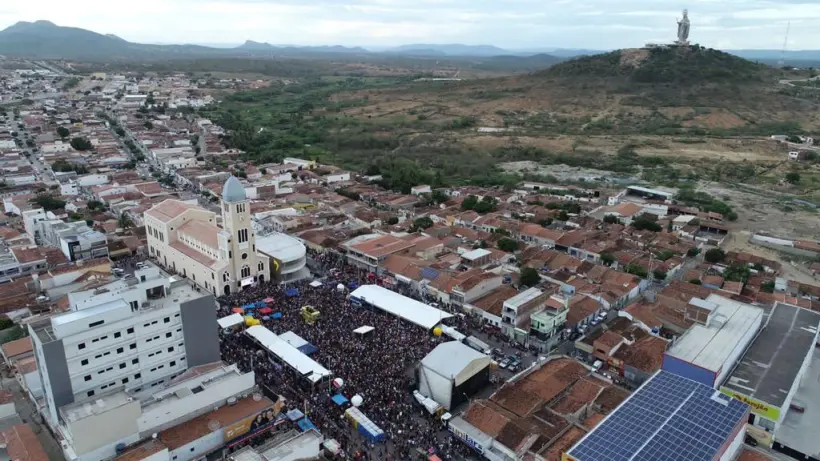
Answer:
1, 337, 32, 359
2, 424, 48, 461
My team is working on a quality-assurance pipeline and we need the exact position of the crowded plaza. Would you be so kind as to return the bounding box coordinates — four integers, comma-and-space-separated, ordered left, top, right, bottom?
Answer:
217, 257, 480, 460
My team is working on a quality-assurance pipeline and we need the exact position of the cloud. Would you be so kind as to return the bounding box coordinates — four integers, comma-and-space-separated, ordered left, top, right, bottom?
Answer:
0, 0, 814, 49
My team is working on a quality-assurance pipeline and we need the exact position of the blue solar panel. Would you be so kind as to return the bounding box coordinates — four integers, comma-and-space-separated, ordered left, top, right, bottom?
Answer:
567, 371, 750, 461
420, 267, 440, 280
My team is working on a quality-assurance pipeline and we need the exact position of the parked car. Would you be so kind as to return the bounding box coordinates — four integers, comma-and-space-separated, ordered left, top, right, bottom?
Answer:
491, 348, 504, 359
744, 435, 758, 447
499, 358, 510, 369
508, 363, 521, 373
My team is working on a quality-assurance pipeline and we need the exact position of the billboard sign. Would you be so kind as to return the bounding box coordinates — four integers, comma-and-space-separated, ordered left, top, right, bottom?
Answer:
719, 388, 780, 421
223, 400, 283, 442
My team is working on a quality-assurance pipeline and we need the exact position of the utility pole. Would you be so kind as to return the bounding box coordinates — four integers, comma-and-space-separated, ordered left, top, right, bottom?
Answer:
778, 21, 791, 68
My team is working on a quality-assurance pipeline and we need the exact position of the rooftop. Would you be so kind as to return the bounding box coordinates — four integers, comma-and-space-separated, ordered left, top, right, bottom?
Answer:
721, 302, 820, 409
421, 341, 491, 380
665, 295, 763, 373
255, 233, 306, 263
567, 371, 749, 461
177, 220, 220, 249
145, 199, 199, 223
775, 347, 820, 458
461, 248, 491, 261
2, 424, 49, 461
60, 390, 133, 423
159, 395, 274, 450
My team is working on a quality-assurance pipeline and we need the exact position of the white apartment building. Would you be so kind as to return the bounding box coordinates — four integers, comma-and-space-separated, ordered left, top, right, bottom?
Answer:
145, 176, 268, 296
29, 264, 220, 431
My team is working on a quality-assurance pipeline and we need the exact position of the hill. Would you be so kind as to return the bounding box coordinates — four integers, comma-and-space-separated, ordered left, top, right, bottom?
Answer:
389, 44, 508, 56
235, 40, 275, 51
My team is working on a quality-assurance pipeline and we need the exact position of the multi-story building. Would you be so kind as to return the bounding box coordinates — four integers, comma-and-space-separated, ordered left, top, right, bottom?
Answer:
29, 263, 219, 429
256, 233, 310, 283
145, 176, 268, 296
501, 287, 549, 340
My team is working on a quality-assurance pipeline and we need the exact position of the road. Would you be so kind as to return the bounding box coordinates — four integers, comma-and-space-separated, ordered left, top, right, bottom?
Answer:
0, 375, 64, 461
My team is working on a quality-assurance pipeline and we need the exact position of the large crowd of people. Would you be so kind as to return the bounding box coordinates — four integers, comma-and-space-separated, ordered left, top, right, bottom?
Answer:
217, 256, 479, 460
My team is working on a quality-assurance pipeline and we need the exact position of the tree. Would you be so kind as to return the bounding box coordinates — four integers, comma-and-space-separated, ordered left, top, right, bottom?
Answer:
785, 172, 801, 184
704, 248, 726, 263
625, 263, 648, 278
600, 253, 616, 266
632, 214, 663, 232
538, 217, 553, 227
387, 217, 399, 225
118, 212, 134, 229
656, 250, 675, 261
603, 215, 621, 225
25, 139, 34, 147
461, 195, 478, 211
519, 267, 540, 287
473, 196, 498, 214
259, 168, 267, 175
56, 126, 70, 138
30, 194, 66, 211
761, 280, 775, 293
653, 269, 668, 281
723, 263, 751, 282
70, 137, 93, 151
430, 189, 449, 204
497, 238, 519, 252
557, 210, 569, 221
689, 279, 702, 285
412, 217, 433, 231
686, 248, 700, 257
144, 121, 154, 129
786, 135, 802, 143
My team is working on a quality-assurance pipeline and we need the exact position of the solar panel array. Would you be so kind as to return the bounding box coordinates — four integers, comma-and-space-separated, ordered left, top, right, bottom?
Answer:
420, 267, 440, 281
569, 371, 749, 461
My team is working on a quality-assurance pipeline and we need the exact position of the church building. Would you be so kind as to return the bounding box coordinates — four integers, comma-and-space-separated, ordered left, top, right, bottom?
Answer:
144, 176, 269, 296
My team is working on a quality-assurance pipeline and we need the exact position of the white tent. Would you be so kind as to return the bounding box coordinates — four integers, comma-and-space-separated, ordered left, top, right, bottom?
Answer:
246, 326, 332, 383
353, 326, 375, 335
348, 285, 453, 330
310, 280, 323, 288
418, 341, 491, 409
217, 313, 244, 329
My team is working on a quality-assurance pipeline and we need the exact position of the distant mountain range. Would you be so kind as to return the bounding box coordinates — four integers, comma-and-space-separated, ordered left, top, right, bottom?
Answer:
0, 20, 818, 65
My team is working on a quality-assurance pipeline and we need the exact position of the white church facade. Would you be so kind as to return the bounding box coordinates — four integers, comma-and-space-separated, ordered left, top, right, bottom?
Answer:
144, 176, 269, 296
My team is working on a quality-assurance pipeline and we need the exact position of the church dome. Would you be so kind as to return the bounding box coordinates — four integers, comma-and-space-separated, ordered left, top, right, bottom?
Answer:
222, 176, 247, 203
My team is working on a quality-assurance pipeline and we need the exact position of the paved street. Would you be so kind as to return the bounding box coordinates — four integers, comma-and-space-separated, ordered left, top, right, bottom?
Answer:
0, 376, 64, 461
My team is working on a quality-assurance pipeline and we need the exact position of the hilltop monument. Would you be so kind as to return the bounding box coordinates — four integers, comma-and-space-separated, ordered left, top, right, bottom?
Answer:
676, 9, 690, 45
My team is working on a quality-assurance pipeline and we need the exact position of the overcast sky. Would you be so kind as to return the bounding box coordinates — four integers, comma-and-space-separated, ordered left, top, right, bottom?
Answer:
0, 0, 813, 50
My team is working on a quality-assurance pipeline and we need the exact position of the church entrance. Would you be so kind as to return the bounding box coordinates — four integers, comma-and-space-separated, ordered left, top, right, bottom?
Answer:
224, 285, 231, 296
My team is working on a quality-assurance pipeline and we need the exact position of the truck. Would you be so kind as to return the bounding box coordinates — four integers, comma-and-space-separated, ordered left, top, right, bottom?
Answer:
465, 336, 491, 355
413, 390, 445, 417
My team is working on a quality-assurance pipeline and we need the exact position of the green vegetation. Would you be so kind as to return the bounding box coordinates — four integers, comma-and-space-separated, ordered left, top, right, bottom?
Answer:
460, 195, 498, 214
723, 263, 751, 282
62, 77, 80, 90
56, 126, 70, 138
704, 248, 726, 264
653, 269, 668, 280
632, 214, 663, 232
52, 158, 89, 174
675, 186, 737, 221
600, 253, 616, 266
30, 194, 66, 211
761, 280, 775, 293
497, 238, 519, 252
687, 248, 701, 257
411, 217, 433, 232
625, 263, 648, 278
70, 136, 93, 151
519, 267, 540, 287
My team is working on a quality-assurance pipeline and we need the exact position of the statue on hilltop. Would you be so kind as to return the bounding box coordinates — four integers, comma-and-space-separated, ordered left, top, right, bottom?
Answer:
677, 9, 690, 45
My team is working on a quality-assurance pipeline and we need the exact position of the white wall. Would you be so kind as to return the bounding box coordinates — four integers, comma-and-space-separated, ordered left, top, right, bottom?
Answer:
716, 312, 762, 388
65, 399, 141, 455
418, 366, 453, 409
170, 429, 223, 461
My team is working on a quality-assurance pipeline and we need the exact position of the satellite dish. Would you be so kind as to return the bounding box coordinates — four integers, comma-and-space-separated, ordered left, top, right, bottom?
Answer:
208, 419, 221, 431
253, 393, 262, 402
152, 433, 157, 439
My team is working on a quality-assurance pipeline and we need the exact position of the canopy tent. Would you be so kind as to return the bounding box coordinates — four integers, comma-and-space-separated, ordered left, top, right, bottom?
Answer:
310, 280, 323, 288
246, 326, 332, 384
348, 285, 453, 330
285, 288, 299, 297
331, 394, 349, 406
280, 331, 319, 356
349, 282, 359, 289
264, 297, 274, 303
232, 307, 244, 314
297, 417, 317, 432
218, 313, 244, 329
259, 307, 273, 315
272, 312, 283, 319
286, 409, 305, 421
353, 326, 375, 336
242, 303, 256, 310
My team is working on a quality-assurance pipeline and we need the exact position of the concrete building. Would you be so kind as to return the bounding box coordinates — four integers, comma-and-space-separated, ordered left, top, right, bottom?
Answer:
145, 176, 268, 296
417, 342, 491, 410
661, 295, 763, 388
255, 233, 309, 283
227, 429, 322, 461
719, 302, 820, 450
28, 263, 220, 430
501, 287, 548, 340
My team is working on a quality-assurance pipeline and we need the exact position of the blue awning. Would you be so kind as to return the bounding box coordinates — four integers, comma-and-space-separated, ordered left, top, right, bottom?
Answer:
331, 394, 349, 406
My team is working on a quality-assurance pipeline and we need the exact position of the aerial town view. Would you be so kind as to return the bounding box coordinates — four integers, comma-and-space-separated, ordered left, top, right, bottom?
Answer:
0, 2, 818, 461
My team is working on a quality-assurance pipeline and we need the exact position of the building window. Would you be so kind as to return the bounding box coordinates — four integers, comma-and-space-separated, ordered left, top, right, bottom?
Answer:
84, 375, 91, 381
78, 343, 86, 350
88, 320, 104, 328
238, 228, 248, 243
81, 359, 88, 366
117, 347, 123, 354
114, 332, 121, 339
258, 261, 264, 272
241, 265, 250, 278
170, 360, 176, 367
135, 373, 141, 379
166, 332, 172, 338
164, 317, 170, 323
241, 252, 248, 260
168, 346, 174, 352
127, 327, 134, 334
130, 343, 137, 350
223, 271, 230, 282
122, 377, 129, 384
132, 358, 139, 365
211, 273, 215, 280
119, 363, 126, 369
87, 390, 95, 397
